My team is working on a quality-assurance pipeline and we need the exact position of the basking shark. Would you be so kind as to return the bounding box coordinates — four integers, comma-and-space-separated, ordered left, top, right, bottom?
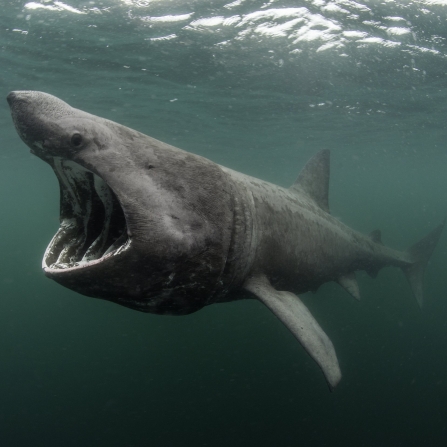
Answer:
7, 91, 444, 390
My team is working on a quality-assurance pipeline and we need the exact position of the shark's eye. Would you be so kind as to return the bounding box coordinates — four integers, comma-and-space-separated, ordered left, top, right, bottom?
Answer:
71, 133, 83, 147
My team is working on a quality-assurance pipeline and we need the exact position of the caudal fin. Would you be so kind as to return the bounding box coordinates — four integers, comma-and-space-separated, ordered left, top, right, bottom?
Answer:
403, 220, 445, 308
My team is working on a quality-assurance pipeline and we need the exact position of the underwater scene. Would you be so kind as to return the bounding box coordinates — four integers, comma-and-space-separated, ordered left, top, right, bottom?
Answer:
1, 0, 447, 446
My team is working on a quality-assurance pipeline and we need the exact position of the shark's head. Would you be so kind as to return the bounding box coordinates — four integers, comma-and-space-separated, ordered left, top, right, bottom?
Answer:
7, 91, 236, 314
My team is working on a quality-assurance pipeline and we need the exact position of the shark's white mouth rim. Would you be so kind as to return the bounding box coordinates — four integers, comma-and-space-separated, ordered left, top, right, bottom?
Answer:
41, 153, 131, 273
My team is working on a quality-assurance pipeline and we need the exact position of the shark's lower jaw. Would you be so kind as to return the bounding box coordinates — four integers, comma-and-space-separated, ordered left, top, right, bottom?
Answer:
42, 155, 129, 272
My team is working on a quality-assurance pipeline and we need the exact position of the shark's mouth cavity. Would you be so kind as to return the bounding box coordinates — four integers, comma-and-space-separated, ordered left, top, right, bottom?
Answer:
43, 156, 129, 271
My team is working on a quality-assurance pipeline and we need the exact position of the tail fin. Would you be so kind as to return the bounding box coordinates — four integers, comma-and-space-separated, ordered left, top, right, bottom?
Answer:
403, 220, 445, 308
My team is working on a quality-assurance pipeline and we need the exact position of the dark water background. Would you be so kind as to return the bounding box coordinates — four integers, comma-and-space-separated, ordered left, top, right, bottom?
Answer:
1, 1, 447, 445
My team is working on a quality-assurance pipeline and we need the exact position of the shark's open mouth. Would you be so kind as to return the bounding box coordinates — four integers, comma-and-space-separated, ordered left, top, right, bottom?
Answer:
43, 156, 129, 271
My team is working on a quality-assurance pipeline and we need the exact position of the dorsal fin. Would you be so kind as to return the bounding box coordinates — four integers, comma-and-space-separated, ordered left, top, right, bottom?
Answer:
290, 149, 330, 213
369, 229, 382, 245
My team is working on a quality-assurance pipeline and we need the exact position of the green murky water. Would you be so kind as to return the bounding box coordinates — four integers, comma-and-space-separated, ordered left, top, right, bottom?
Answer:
1, 1, 447, 445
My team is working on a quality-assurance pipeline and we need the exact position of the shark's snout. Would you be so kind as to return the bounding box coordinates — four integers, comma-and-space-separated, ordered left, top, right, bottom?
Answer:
8, 91, 39, 128
6, 91, 17, 106
7, 91, 35, 110
7, 91, 34, 144
7, 91, 28, 119
7, 91, 73, 121
7, 91, 76, 152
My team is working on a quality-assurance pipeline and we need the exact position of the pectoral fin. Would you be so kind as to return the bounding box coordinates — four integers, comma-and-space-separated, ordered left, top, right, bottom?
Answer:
244, 274, 341, 390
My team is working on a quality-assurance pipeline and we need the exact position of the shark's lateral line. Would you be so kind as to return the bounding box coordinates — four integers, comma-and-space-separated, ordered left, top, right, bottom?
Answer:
7, 91, 444, 390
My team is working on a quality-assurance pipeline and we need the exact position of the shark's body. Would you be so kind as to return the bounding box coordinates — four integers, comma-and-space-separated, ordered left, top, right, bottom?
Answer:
7, 91, 443, 389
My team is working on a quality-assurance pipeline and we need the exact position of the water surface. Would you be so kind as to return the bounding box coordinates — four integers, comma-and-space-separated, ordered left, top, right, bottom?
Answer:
1, 1, 447, 446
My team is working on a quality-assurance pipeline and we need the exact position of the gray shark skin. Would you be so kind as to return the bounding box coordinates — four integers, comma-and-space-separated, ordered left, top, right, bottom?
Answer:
7, 91, 444, 390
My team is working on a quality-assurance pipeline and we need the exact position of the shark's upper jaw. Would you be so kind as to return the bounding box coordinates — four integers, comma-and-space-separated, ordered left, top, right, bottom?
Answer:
41, 152, 130, 273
